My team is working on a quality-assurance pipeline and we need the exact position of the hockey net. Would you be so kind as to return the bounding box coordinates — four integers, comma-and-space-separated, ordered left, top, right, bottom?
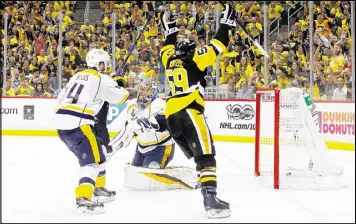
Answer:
255, 88, 347, 190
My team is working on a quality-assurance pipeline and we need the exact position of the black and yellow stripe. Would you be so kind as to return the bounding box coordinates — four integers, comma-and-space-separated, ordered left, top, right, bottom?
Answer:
186, 108, 212, 155
199, 167, 217, 188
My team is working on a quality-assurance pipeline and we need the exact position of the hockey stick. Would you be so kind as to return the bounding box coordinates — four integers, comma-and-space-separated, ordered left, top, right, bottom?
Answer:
113, 2, 155, 77
106, 120, 132, 162
218, 1, 270, 58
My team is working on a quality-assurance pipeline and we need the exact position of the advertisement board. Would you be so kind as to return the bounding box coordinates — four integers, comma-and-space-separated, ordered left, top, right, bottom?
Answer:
317, 103, 355, 145
1, 98, 354, 151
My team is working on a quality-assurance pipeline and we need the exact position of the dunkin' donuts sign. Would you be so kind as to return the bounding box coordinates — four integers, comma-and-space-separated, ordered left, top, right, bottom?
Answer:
319, 111, 355, 136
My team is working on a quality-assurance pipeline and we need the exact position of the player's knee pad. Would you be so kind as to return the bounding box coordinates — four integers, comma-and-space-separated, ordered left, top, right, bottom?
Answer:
194, 154, 216, 171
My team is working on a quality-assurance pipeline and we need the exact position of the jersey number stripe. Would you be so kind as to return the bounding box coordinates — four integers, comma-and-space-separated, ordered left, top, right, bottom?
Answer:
166, 68, 189, 96
67, 83, 84, 104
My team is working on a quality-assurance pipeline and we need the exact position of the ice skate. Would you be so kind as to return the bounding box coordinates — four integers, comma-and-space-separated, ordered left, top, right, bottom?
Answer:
76, 197, 104, 214
202, 187, 231, 219
93, 187, 116, 203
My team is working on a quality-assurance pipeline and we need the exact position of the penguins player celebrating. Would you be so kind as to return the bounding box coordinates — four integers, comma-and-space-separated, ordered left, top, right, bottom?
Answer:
159, 3, 237, 219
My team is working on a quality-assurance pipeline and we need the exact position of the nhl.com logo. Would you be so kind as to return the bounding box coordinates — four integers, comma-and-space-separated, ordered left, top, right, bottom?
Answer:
226, 104, 255, 120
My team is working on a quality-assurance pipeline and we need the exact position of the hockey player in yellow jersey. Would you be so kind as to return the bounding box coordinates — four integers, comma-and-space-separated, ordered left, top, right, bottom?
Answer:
159, 3, 237, 219
55, 49, 129, 214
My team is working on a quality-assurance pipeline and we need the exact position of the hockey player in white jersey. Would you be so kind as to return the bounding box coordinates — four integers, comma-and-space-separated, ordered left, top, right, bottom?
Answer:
109, 79, 198, 190
55, 49, 129, 214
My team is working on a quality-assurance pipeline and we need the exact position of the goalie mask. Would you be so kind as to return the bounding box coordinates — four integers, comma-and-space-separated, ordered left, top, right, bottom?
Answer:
137, 79, 158, 104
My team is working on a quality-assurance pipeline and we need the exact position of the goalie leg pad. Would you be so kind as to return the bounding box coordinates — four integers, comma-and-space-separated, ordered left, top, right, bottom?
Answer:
124, 163, 199, 191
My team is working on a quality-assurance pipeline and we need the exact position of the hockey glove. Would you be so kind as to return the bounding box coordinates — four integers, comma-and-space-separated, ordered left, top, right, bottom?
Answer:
113, 76, 127, 88
220, 4, 237, 28
160, 9, 178, 37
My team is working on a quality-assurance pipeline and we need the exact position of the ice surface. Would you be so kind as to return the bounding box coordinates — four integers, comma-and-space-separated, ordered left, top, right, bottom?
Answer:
2, 136, 355, 223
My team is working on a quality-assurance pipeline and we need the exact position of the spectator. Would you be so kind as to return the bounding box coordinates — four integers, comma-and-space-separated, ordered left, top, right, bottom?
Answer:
268, 2, 285, 29
236, 80, 254, 100
246, 17, 262, 42
5, 77, 15, 96
126, 75, 137, 97
15, 77, 34, 96
33, 83, 51, 97
323, 74, 338, 100
329, 43, 346, 73
219, 57, 235, 85
332, 76, 347, 100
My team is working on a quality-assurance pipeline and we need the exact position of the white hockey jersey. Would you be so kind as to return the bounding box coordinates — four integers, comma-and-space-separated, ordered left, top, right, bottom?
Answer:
55, 69, 129, 130
124, 98, 174, 153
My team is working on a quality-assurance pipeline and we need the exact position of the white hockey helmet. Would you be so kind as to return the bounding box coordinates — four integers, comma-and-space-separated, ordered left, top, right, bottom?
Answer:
85, 49, 112, 72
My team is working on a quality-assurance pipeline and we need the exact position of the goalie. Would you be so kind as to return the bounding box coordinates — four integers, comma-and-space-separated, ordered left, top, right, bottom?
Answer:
109, 79, 198, 190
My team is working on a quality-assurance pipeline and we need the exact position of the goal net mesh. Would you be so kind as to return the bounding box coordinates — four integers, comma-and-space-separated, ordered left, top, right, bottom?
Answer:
257, 88, 347, 190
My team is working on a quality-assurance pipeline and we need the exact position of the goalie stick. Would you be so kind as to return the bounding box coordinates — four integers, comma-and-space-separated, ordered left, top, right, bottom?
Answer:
218, 1, 270, 58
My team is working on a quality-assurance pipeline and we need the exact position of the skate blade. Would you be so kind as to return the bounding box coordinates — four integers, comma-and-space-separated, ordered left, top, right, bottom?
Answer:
77, 205, 105, 214
207, 209, 231, 219
92, 195, 116, 203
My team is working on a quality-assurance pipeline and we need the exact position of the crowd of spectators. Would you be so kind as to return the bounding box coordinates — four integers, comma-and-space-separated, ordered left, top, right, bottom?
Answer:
212, 1, 353, 101
0, 1, 354, 101
1, 1, 77, 97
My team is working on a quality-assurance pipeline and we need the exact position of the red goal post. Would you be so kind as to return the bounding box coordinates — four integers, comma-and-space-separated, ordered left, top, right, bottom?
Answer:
255, 88, 280, 188
254, 88, 347, 190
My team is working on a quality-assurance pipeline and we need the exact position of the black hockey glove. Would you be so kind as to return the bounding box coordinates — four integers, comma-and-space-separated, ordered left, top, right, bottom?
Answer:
113, 76, 127, 88
220, 4, 237, 28
160, 9, 178, 38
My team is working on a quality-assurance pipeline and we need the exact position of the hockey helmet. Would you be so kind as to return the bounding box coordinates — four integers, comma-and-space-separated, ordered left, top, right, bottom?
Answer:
137, 79, 158, 104
86, 49, 112, 72
175, 39, 196, 57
